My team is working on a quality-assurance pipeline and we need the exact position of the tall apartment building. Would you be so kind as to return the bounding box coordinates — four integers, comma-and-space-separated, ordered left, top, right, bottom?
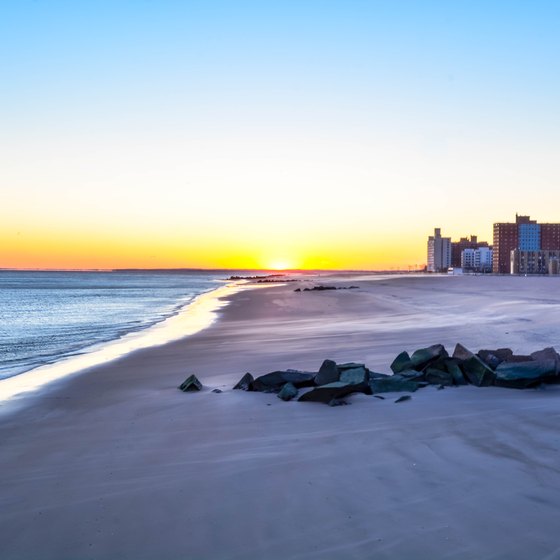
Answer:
493, 215, 534, 273
494, 214, 560, 273
451, 235, 490, 268
427, 228, 451, 272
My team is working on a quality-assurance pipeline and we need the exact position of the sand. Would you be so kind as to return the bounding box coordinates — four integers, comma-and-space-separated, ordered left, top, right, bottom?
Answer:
2, 274, 560, 559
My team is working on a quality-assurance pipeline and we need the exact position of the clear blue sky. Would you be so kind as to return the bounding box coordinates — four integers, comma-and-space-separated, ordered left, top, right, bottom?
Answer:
1, 1, 559, 268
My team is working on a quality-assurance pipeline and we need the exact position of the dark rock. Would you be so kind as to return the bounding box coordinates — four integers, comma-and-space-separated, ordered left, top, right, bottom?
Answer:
531, 347, 560, 374
178, 374, 202, 392
369, 371, 390, 379
253, 371, 315, 393
494, 360, 557, 388
398, 369, 426, 381
452, 344, 495, 386
373, 395, 385, 400
233, 372, 254, 391
462, 356, 496, 386
390, 351, 413, 374
452, 343, 473, 361
328, 399, 349, 407
369, 375, 422, 394
477, 350, 504, 370
504, 354, 534, 363
444, 359, 467, 385
410, 344, 448, 370
339, 366, 369, 385
212, 388, 222, 393
298, 382, 369, 404
395, 395, 411, 403
277, 382, 298, 401
437, 385, 445, 390
294, 288, 301, 292
424, 367, 454, 386
315, 359, 340, 386
338, 362, 365, 371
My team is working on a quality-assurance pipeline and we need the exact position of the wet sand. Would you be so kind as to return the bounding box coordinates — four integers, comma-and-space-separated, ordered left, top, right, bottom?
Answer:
2, 274, 560, 559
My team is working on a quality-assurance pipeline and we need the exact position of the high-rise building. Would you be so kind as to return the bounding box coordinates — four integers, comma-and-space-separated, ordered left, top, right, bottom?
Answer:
427, 228, 451, 272
493, 215, 535, 273
494, 214, 560, 273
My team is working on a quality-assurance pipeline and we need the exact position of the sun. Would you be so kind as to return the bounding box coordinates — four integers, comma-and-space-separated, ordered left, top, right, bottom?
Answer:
267, 260, 293, 271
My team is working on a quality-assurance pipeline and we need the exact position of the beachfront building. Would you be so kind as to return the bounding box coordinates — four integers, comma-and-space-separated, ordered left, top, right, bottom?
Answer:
494, 214, 560, 274
461, 247, 493, 273
511, 249, 560, 275
427, 228, 451, 272
451, 235, 490, 268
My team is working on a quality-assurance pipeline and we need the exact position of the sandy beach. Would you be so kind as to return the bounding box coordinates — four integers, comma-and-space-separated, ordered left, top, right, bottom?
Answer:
2, 274, 560, 560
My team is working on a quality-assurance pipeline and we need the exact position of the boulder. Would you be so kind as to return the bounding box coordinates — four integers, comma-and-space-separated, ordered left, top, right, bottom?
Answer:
390, 351, 413, 374
395, 395, 411, 403
298, 381, 368, 404
504, 354, 534, 363
444, 359, 467, 385
530, 348, 560, 373
410, 344, 448, 370
339, 365, 369, 385
178, 374, 202, 392
398, 369, 426, 382
253, 371, 315, 393
494, 360, 557, 388
369, 371, 390, 379
369, 375, 422, 394
424, 367, 454, 386
233, 372, 254, 391
452, 344, 495, 386
477, 350, 503, 370
277, 382, 298, 401
315, 359, 340, 386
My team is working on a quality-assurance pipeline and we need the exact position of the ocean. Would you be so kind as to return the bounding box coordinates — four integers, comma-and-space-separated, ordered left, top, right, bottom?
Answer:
0, 270, 228, 380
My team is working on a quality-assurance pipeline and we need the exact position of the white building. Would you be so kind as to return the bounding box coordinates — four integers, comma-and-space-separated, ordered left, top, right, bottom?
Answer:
461, 247, 493, 272
427, 228, 451, 272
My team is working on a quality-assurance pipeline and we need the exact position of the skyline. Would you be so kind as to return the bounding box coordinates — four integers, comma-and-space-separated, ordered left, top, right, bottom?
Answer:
2, 1, 560, 270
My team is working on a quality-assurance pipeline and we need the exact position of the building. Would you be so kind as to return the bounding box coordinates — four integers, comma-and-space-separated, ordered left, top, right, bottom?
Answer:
461, 247, 493, 272
427, 228, 451, 272
493, 215, 535, 273
494, 214, 560, 274
451, 235, 490, 268
511, 249, 560, 275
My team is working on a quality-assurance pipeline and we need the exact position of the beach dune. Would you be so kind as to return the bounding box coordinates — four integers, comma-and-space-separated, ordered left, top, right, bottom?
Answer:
2, 275, 560, 559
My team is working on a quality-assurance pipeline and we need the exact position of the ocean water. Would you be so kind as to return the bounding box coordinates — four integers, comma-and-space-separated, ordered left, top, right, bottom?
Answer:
0, 270, 226, 380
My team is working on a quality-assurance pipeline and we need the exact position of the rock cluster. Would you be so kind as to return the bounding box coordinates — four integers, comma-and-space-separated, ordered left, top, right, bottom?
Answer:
228, 344, 560, 405
294, 285, 359, 292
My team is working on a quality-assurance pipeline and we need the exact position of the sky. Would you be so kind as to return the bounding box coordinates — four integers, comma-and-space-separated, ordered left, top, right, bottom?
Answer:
1, 0, 559, 270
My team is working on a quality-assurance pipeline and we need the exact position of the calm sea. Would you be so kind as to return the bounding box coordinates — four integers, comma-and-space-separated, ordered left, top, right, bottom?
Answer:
0, 270, 228, 380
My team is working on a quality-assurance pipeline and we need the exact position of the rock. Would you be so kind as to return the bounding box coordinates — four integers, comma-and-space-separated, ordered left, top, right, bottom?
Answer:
398, 369, 426, 381
410, 344, 448, 370
253, 371, 315, 393
315, 359, 340, 386
338, 362, 365, 371
531, 347, 560, 374
328, 399, 349, 407
212, 388, 222, 393
462, 356, 496, 386
277, 382, 298, 401
437, 385, 445, 390
452, 344, 495, 386
294, 288, 301, 292
477, 350, 504, 370
298, 382, 369, 404
369, 375, 422, 394
233, 372, 254, 391
424, 367, 454, 386
369, 371, 390, 379
373, 395, 385, 400
395, 395, 411, 403
452, 343, 473, 361
444, 359, 467, 385
504, 354, 534, 363
339, 366, 369, 385
494, 360, 557, 388
178, 374, 202, 392
390, 351, 413, 374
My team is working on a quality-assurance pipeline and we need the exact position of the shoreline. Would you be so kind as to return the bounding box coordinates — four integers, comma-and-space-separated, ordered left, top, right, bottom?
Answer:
0, 279, 268, 405
2, 274, 560, 559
